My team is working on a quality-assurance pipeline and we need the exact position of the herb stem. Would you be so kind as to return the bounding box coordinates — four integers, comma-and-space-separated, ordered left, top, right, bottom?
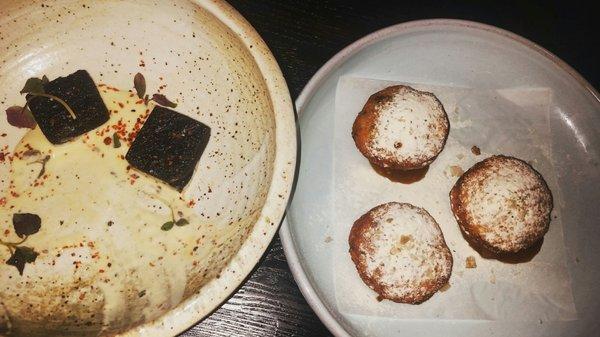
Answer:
26, 155, 51, 179
140, 190, 177, 222
29, 93, 77, 119
0, 236, 28, 248
169, 204, 176, 222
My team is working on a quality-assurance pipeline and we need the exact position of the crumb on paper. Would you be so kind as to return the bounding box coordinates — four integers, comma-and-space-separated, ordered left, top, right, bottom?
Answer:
439, 283, 451, 292
490, 272, 496, 284
449, 165, 464, 177
471, 145, 481, 155
324, 236, 333, 243
575, 257, 580, 263
456, 153, 464, 160
466, 256, 477, 268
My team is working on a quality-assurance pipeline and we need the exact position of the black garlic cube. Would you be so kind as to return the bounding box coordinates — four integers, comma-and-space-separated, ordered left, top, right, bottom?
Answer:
27, 70, 109, 144
125, 106, 211, 191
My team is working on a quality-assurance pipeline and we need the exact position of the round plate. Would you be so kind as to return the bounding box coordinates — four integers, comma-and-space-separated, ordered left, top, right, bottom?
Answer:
281, 19, 599, 337
0, 1, 295, 336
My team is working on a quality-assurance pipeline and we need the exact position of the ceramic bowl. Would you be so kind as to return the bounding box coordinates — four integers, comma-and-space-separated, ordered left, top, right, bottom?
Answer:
0, 1, 295, 336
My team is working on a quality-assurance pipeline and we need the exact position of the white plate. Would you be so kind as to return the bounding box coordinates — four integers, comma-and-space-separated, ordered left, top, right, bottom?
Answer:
280, 19, 600, 337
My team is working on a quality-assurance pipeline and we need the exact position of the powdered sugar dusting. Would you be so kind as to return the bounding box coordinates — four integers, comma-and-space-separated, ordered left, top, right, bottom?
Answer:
361, 203, 451, 300
459, 156, 552, 252
369, 86, 448, 166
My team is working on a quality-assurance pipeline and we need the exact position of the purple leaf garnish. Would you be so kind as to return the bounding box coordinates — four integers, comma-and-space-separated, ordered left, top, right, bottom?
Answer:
151, 94, 177, 108
134, 73, 146, 99
6, 246, 38, 275
20, 77, 45, 95
6, 105, 37, 129
13, 213, 41, 238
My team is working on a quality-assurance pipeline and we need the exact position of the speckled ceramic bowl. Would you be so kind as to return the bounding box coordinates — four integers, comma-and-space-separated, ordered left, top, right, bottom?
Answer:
0, 1, 295, 336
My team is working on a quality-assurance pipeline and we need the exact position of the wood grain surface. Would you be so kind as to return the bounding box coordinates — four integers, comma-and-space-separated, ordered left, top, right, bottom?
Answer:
182, 1, 598, 336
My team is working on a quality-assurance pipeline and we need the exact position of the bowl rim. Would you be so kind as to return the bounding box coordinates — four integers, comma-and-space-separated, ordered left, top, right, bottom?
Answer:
124, 0, 297, 336
280, 18, 599, 337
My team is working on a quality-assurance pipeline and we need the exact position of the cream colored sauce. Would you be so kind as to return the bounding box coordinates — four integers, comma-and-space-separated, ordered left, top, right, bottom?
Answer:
0, 88, 231, 334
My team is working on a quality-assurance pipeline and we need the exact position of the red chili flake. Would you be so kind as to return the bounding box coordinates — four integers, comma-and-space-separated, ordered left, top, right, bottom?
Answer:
98, 84, 106, 87
99, 269, 105, 273
127, 132, 138, 142
1, 133, 6, 137
118, 102, 124, 108
103, 137, 112, 145
0, 153, 5, 162
135, 99, 143, 104
188, 200, 196, 207
3, 229, 9, 236
10, 191, 19, 197
79, 293, 86, 300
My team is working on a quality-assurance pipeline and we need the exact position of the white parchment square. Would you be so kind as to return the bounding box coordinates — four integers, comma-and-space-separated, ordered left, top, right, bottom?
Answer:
332, 76, 576, 321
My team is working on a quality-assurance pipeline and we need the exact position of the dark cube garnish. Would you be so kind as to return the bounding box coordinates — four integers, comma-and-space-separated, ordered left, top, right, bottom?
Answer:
126, 106, 211, 191
27, 70, 109, 144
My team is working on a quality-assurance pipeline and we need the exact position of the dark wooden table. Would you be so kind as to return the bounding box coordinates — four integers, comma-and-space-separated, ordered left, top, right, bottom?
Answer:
182, 1, 598, 336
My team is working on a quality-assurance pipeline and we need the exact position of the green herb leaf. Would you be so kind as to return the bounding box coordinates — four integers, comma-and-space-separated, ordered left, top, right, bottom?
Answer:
41, 75, 50, 84
5, 105, 37, 129
175, 218, 189, 226
134, 73, 146, 99
151, 94, 177, 108
6, 246, 38, 275
161, 221, 174, 231
112, 132, 121, 148
13, 213, 41, 238
20, 77, 45, 95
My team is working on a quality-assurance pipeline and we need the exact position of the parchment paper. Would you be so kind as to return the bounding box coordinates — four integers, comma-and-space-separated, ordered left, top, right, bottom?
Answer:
332, 76, 577, 321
